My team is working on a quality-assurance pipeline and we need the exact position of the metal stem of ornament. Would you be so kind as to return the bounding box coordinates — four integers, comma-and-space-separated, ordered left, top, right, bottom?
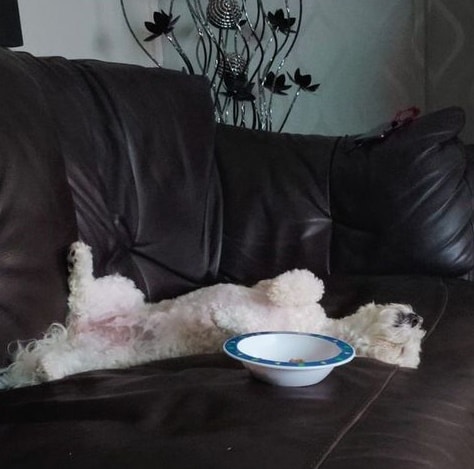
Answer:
278, 87, 301, 133
187, 3, 208, 73
194, 31, 207, 74
167, 32, 195, 74
283, 0, 303, 60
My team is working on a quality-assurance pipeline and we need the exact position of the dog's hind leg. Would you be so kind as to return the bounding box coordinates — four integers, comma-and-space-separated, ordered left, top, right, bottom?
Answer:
66, 241, 146, 323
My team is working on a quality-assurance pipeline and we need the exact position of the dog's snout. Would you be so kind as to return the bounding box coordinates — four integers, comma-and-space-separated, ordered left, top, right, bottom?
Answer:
395, 310, 423, 328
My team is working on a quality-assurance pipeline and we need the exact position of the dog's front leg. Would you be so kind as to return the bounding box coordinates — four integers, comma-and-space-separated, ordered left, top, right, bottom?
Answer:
210, 304, 263, 336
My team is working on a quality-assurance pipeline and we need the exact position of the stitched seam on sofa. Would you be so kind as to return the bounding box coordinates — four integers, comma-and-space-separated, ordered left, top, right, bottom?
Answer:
309, 366, 399, 469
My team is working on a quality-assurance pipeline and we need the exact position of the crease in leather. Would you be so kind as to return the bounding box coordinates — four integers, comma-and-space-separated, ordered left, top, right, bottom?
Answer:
310, 366, 399, 469
326, 136, 343, 276
73, 63, 148, 294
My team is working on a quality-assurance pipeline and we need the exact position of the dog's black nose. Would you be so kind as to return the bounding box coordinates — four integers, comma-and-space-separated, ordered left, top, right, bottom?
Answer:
408, 313, 421, 327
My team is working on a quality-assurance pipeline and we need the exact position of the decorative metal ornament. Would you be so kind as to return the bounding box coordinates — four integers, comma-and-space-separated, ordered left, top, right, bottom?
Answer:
217, 53, 247, 78
121, 0, 319, 132
206, 0, 241, 29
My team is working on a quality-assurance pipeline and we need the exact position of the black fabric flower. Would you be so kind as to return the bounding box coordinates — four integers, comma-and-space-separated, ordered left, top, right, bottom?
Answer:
288, 69, 320, 92
264, 72, 292, 95
144, 10, 180, 41
267, 9, 296, 34
222, 75, 256, 102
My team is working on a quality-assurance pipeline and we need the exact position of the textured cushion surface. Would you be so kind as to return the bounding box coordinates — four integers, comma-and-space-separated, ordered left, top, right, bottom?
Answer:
16, 55, 222, 301
0, 50, 77, 365
216, 124, 336, 283
332, 106, 474, 276
216, 108, 474, 282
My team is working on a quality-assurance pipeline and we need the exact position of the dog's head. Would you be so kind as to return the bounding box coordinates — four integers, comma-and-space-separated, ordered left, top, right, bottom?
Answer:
360, 303, 426, 368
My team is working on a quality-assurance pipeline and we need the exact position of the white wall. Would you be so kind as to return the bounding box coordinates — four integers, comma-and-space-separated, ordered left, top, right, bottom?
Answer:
426, 0, 474, 142
159, 0, 426, 135
277, 0, 426, 135
17, 0, 161, 65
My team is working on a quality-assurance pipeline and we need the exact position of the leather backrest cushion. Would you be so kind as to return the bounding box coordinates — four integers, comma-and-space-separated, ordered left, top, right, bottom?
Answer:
215, 124, 336, 283
216, 108, 474, 283
19, 55, 222, 301
460, 144, 474, 281
0, 50, 77, 365
331, 106, 474, 276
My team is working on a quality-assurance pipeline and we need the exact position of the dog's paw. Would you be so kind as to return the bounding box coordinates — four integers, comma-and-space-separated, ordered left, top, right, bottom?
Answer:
67, 241, 95, 289
68, 241, 92, 270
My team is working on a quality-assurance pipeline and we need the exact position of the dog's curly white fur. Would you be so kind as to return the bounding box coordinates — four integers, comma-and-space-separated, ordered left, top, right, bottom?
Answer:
0, 241, 425, 388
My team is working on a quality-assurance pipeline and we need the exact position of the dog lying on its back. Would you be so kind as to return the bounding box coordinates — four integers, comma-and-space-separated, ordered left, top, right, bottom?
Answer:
0, 241, 425, 388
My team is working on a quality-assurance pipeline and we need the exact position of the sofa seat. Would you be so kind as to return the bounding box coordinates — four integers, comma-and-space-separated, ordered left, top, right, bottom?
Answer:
1, 275, 472, 469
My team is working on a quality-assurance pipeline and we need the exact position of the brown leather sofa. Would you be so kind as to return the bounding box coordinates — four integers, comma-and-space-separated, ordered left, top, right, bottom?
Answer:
0, 47, 472, 469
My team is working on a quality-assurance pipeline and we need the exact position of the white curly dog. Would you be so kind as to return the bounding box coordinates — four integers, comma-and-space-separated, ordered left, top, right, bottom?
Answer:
0, 241, 425, 388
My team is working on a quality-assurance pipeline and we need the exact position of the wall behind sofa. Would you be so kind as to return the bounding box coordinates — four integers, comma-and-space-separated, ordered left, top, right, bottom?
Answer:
16, 0, 160, 66
152, 0, 427, 137
15, 0, 474, 142
426, 0, 474, 143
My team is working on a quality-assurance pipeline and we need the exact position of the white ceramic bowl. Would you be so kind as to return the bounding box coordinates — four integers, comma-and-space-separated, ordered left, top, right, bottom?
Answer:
223, 331, 355, 387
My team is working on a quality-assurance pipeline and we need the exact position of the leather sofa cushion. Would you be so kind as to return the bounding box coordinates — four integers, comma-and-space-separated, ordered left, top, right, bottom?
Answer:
216, 124, 337, 284
331, 106, 474, 276
216, 107, 474, 282
0, 50, 77, 366
0, 50, 223, 364
14, 54, 222, 301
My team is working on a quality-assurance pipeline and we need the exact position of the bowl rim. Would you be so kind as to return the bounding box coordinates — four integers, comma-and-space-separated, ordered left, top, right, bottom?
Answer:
223, 331, 355, 370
